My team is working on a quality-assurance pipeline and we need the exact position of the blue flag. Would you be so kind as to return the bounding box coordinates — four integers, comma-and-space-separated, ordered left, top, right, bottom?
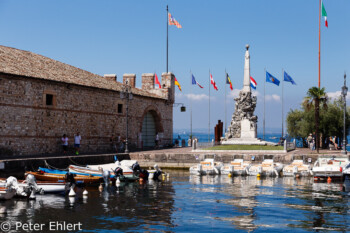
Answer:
284, 71, 296, 85
266, 71, 280, 86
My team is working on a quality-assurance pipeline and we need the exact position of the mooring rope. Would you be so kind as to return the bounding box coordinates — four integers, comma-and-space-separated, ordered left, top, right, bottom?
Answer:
68, 157, 84, 167
44, 160, 68, 171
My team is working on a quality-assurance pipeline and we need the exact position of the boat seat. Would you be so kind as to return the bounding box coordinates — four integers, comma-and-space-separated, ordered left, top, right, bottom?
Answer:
200, 162, 212, 166
230, 162, 242, 166
262, 164, 273, 167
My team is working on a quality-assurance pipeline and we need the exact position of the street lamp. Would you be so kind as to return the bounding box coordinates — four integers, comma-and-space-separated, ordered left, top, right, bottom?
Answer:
342, 73, 348, 155
120, 80, 133, 153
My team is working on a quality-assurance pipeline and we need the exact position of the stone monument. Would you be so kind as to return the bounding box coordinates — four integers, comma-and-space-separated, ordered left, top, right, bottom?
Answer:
222, 45, 266, 145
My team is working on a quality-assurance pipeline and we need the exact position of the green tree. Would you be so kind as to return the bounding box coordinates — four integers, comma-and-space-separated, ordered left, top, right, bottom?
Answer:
302, 87, 328, 153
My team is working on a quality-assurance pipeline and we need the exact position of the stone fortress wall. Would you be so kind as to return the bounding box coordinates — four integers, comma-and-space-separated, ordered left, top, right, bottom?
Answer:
0, 46, 174, 157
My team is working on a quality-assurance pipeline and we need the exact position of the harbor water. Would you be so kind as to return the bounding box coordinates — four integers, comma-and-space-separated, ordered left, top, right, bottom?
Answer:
1, 170, 350, 232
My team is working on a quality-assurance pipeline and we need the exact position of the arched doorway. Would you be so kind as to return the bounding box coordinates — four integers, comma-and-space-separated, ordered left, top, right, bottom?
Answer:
142, 112, 156, 147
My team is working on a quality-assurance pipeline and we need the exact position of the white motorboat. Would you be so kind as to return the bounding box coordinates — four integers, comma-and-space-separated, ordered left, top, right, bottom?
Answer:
283, 156, 312, 177
0, 175, 66, 197
312, 155, 349, 181
220, 159, 251, 176
69, 160, 162, 181
248, 158, 284, 177
0, 187, 16, 200
189, 158, 224, 175
0, 177, 17, 200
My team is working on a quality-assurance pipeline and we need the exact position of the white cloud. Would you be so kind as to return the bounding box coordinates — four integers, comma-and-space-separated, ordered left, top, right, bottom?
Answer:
227, 89, 260, 99
185, 93, 209, 101
265, 94, 281, 102
327, 91, 350, 100
227, 89, 240, 99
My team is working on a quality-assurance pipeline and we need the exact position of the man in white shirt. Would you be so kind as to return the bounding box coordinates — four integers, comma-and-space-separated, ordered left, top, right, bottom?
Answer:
74, 132, 82, 155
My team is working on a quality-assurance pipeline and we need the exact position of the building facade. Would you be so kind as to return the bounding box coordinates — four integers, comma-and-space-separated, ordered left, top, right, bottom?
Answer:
0, 45, 174, 157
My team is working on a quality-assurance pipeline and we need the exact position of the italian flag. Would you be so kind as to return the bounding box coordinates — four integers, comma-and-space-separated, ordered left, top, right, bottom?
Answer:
322, 1, 328, 28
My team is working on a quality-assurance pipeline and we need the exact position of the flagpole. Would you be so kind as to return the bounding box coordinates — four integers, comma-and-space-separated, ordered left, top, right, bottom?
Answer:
166, 5, 169, 73
282, 68, 284, 139
264, 68, 266, 140
209, 69, 211, 142
225, 69, 227, 133
318, 0, 321, 88
190, 70, 193, 142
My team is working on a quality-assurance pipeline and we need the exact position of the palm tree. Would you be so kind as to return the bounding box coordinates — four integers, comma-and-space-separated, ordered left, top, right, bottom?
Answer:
303, 87, 328, 153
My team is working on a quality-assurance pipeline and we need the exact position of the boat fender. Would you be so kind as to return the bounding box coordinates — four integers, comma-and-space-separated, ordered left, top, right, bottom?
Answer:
103, 170, 111, 186
340, 167, 343, 172
83, 189, 89, 196
68, 186, 76, 197
29, 189, 36, 200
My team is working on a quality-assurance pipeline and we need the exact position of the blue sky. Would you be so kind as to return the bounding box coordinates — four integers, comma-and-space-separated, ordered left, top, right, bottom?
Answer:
1, 0, 349, 133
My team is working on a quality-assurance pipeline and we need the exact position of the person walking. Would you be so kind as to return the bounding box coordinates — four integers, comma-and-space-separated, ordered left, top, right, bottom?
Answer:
61, 134, 69, 154
74, 132, 81, 155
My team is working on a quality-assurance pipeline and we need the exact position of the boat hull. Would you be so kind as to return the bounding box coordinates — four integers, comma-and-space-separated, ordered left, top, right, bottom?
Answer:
26, 171, 102, 184
0, 187, 16, 200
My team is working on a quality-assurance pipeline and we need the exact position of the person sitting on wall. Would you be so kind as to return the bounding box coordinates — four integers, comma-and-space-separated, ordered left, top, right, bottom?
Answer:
61, 134, 69, 154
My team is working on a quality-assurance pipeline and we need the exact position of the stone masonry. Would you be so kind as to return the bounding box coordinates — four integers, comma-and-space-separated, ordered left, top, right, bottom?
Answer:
0, 45, 175, 157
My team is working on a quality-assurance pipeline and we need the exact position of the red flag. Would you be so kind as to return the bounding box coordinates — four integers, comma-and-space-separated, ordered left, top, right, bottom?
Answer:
210, 74, 218, 91
155, 73, 161, 89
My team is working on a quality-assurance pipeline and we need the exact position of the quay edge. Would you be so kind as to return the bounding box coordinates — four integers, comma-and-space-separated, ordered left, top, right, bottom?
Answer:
0, 151, 323, 178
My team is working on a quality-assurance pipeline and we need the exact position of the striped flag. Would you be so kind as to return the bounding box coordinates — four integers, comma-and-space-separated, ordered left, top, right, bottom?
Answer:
322, 1, 328, 28
250, 76, 257, 90
174, 77, 182, 91
226, 73, 233, 91
192, 74, 203, 88
210, 73, 218, 91
168, 13, 182, 28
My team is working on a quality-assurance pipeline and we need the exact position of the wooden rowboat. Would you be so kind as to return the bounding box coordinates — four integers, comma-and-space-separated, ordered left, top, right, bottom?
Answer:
25, 171, 102, 184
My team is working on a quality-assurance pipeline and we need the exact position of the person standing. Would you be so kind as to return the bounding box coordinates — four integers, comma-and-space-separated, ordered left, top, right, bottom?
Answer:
307, 134, 313, 150
61, 134, 69, 154
155, 133, 160, 149
74, 132, 81, 155
110, 134, 117, 153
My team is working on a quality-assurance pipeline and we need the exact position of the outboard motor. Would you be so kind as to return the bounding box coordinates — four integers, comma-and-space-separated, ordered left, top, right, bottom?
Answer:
152, 164, 162, 181
102, 170, 111, 186
65, 172, 76, 184
114, 167, 123, 177
152, 170, 162, 181
5, 176, 19, 190
132, 162, 141, 172
139, 169, 149, 181
25, 174, 42, 197
65, 172, 76, 189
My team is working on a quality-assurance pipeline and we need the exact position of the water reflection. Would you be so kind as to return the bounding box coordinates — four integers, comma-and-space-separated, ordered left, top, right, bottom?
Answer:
0, 171, 349, 232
